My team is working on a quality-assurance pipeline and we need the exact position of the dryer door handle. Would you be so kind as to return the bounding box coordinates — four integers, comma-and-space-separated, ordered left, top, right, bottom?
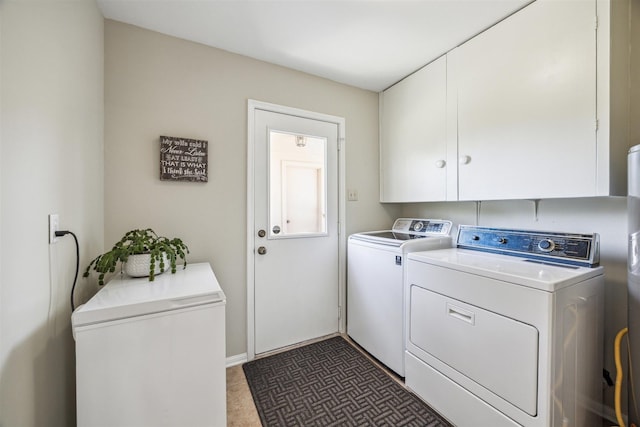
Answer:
447, 303, 475, 325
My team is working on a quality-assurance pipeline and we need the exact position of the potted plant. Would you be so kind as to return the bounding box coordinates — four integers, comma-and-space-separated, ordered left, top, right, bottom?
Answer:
84, 228, 189, 286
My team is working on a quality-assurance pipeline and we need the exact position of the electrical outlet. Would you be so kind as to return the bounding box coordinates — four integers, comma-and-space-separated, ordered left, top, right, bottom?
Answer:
347, 189, 359, 201
49, 214, 59, 244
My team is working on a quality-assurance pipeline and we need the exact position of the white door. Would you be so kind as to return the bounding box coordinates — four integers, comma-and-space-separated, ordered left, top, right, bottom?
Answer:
379, 55, 448, 202
450, 0, 596, 200
282, 161, 324, 234
251, 107, 340, 355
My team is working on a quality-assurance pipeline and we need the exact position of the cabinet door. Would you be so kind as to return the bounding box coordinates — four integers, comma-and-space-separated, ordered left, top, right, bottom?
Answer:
451, 0, 596, 201
380, 55, 448, 202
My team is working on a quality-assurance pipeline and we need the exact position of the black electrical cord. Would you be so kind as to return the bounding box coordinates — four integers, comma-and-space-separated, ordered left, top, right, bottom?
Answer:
55, 230, 79, 311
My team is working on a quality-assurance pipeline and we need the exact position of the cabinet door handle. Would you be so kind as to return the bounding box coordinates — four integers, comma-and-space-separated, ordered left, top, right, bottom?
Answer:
459, 155, 472, 165
435, 159, 446, 168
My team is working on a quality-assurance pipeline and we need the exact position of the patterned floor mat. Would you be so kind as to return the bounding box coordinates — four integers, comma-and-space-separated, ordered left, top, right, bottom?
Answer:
243, 336, 452, 427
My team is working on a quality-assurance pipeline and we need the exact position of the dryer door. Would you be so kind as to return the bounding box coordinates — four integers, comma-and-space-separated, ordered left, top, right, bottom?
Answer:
409, 286, 539, 416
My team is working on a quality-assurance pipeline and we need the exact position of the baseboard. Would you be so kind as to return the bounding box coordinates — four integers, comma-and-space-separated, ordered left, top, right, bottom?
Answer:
228, 333, 342, 367
226, 353, 247, 368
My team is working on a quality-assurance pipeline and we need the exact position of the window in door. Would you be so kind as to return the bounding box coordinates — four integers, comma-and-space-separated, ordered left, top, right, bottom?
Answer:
268, 131, 327, 238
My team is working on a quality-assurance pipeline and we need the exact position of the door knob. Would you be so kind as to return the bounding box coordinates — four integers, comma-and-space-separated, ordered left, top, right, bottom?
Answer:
257, 246, 267, 255
258, 229, 266, 237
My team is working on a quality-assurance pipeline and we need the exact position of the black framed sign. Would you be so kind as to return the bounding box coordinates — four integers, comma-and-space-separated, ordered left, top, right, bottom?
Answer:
160, 135, 208, 182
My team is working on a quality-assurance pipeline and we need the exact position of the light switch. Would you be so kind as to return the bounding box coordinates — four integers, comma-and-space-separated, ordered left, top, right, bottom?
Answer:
347, 189, 358, 201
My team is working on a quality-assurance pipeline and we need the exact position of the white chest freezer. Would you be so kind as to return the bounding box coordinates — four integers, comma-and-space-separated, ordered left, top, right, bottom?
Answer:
72, 262, 226, 427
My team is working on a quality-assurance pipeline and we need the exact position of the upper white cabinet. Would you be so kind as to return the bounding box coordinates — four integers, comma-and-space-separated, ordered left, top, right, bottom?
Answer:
450, 0, 596, 201
380, 0, 636, 202
380, 55, 448, 202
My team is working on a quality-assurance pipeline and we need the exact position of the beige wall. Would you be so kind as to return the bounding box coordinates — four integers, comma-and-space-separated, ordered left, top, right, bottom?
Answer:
104, 20, 398, 358
0, 0, 105, 425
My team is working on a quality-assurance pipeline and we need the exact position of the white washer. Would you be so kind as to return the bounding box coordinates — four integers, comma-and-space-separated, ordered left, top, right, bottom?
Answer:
347, 218, 452, 377
72, 262, 226, 427
405, 226, 604, 427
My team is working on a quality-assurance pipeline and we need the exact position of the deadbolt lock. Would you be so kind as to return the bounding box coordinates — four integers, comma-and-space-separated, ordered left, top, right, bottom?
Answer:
257, 246, 267, 255
258, 229, 266, 238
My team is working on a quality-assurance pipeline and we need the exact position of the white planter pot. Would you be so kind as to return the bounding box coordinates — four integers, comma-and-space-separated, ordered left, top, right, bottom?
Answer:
124, 253, 170, 278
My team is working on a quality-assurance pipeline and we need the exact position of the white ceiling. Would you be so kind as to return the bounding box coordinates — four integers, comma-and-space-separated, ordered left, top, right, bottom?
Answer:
97, 0, 532, 92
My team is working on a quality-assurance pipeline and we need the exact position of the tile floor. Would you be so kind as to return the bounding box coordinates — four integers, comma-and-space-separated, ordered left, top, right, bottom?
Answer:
226, 364, 261, 426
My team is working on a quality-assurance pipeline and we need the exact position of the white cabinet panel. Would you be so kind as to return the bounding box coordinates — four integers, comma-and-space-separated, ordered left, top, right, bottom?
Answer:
451, 0, 597, 200
380, 55, 448, 202
380, 0, 633, 203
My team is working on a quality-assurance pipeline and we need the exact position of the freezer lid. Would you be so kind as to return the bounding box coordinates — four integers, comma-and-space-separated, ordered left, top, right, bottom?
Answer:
72, 262, 226, 327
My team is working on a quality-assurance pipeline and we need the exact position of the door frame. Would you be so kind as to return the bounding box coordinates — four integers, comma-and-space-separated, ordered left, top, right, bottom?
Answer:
246, 99, 346, 361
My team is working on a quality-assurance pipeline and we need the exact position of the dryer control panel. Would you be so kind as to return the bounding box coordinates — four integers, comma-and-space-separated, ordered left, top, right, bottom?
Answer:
457, 226, 600, 267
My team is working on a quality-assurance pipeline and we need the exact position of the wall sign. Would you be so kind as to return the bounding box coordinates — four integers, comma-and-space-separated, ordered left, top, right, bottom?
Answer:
160, 135, 208, 182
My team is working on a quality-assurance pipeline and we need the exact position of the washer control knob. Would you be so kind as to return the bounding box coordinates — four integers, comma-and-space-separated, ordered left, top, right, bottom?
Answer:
497, 237, 508, 244
538, 239, 555, 252
413, 221, 424, 232
471, 235, 480, 241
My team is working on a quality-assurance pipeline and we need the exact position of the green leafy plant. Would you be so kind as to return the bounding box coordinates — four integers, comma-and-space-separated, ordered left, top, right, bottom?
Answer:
83, 228, 189, 286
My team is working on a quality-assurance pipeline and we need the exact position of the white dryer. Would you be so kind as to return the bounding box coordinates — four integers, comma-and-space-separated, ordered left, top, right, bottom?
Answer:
347, 218, 452, 377
405, 226, 604, 427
